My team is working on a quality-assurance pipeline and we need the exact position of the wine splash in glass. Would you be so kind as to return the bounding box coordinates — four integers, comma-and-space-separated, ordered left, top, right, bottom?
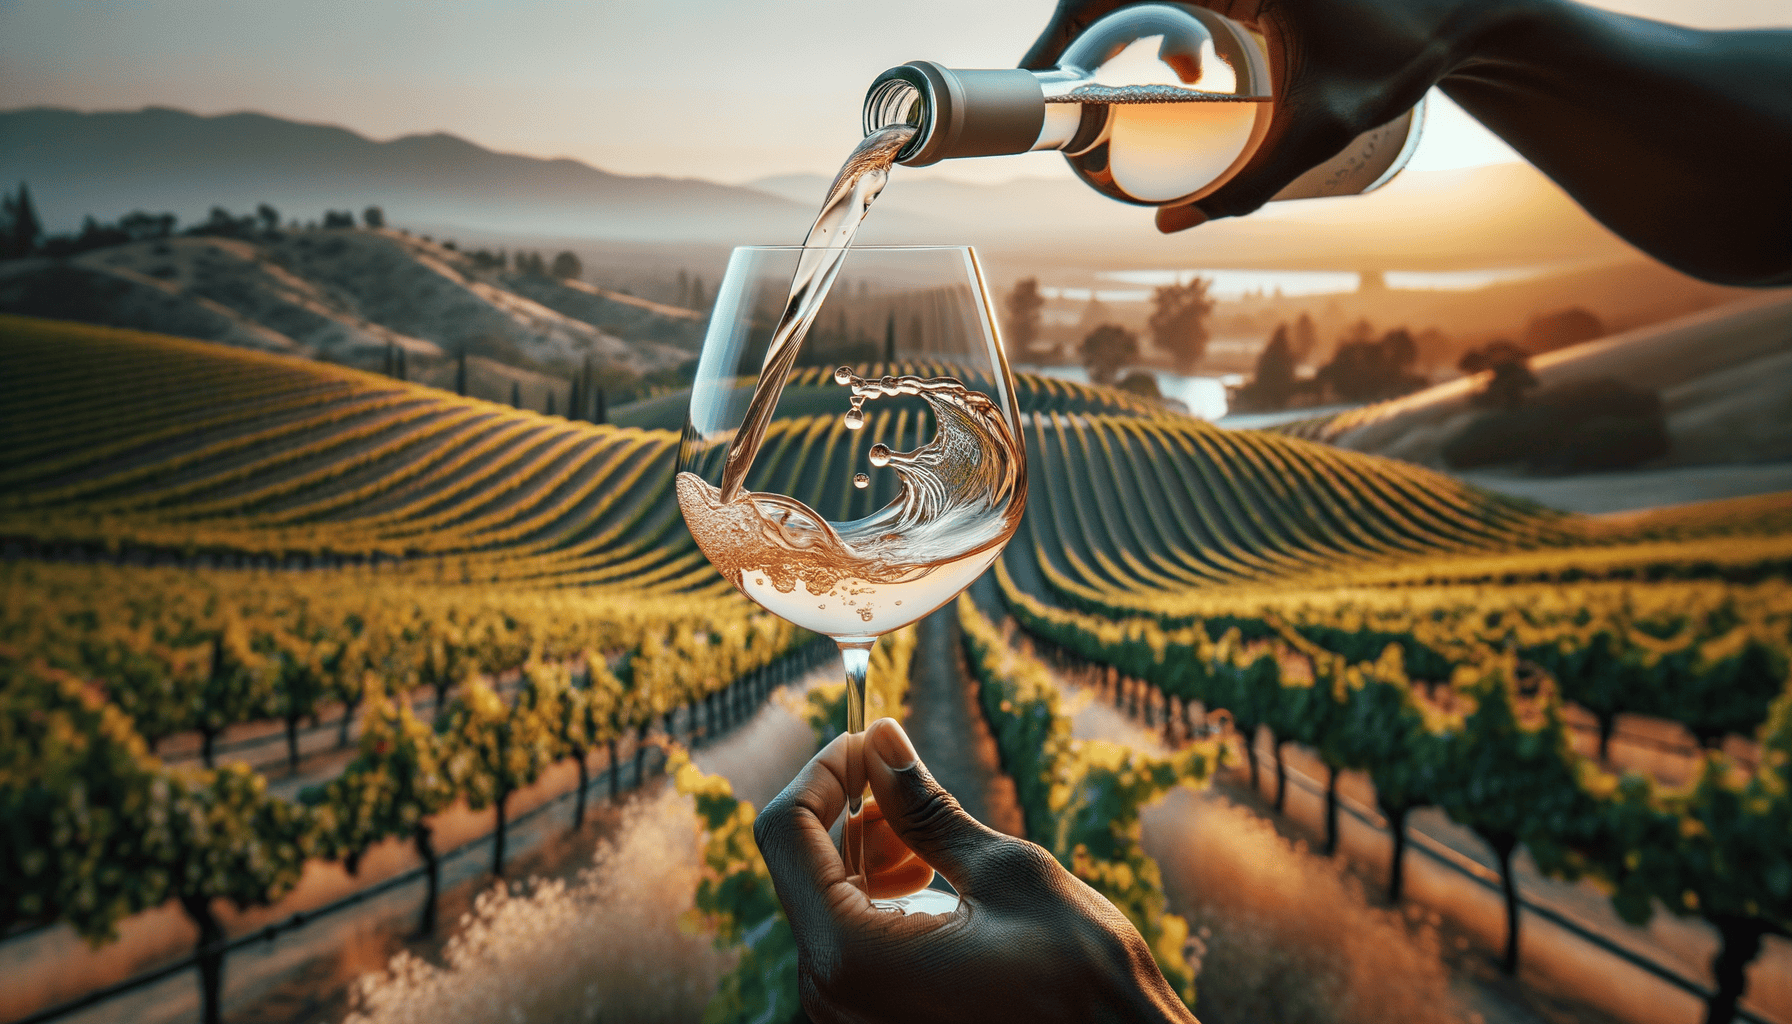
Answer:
676, 128, 1026, 911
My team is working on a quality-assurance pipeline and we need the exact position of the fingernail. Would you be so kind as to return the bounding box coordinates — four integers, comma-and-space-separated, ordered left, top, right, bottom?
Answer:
870, 718, 917, 770
1156, 204, 1207, 233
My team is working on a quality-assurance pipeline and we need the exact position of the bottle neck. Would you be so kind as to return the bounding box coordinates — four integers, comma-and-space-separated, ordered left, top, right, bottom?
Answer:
864, 62, 1049, 167
863, 62, 1252, 168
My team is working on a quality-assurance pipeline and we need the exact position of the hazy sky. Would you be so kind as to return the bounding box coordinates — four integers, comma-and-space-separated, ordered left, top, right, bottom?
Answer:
3, 0, 1788, 186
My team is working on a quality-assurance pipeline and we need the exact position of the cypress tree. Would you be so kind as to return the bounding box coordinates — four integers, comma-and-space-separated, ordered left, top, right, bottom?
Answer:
455, 349, 468, 396
395, 347, 407, 381
4, 182, 43, 258
593, 385, 607, 425
546, 389, 556, 416
510, 381, 521, 408
587, 356, 602, 421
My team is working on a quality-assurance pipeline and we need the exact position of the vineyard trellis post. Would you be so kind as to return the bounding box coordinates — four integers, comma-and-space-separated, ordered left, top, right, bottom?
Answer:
1322, 765, 1341, 856
414, 823, 440, 936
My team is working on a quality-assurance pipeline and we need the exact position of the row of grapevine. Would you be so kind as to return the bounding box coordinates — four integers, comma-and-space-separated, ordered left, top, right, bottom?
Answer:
957, 593, 1219, 1011
1, 565, 811, 1024
1, 562, 781, 765
997, 571, 1792, 1024
1010, 406, 1792, 605
1021, 559, 1792, 757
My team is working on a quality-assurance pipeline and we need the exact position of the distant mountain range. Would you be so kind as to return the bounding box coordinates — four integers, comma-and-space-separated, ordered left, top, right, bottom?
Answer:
0, 106, 823, 243
4, 105, 1639, 270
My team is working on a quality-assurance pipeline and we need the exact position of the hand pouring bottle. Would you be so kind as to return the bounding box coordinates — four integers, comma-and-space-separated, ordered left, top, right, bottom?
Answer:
863, 2, 1423, 206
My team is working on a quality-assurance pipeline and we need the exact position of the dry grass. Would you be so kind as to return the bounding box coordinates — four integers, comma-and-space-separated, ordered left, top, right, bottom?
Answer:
343, 787, 732, 1024
1156, 795, 1464, 1024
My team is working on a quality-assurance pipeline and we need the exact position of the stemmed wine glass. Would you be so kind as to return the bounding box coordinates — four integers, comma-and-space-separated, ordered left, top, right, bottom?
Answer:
677, 244, 1027, 912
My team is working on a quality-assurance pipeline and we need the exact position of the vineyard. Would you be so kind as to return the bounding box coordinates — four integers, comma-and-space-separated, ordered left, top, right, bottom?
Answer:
4, 311, 1791, 1024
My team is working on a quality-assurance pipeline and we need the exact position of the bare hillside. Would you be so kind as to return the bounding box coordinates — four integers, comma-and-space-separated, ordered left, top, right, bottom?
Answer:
0, 228, 697, 376
1289, 290, 1792, 472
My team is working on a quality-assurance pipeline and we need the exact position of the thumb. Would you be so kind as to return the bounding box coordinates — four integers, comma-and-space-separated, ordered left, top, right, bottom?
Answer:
863, 717, 1004, 897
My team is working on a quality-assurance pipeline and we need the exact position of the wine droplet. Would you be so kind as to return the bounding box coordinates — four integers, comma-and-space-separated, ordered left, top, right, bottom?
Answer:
859, 607, 874, 622
853, 473, 869, 489
834, 365, 854, 386
843, 408, 864, 430
868, 444, 891, 467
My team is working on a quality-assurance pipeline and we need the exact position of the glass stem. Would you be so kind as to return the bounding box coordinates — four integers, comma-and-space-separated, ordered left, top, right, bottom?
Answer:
839, 638, 875, 892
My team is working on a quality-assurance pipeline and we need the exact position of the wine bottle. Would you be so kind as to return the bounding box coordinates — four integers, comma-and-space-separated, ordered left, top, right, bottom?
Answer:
862, 2, 1423, 206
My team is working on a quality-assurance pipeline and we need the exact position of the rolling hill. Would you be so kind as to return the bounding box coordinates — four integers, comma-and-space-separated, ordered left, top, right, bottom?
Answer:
10, 311, 1785, 593
0, 227, 700, 383
1282, 290, 1792, 472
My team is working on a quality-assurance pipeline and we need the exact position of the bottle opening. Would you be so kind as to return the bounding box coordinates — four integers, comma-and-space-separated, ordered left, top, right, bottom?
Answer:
865, 79, 924, 135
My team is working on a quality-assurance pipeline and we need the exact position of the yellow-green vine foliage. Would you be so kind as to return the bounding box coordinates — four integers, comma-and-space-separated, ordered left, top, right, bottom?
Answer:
957, 593, 1217, 1008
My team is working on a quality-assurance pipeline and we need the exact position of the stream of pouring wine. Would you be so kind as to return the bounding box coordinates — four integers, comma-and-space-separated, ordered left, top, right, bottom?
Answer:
676, 121, 1026, 903
716, 124, 916, 503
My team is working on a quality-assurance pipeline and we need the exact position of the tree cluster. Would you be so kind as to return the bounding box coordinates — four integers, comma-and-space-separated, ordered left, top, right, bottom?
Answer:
1, 182, 44, 258
674, 269, 709, 311
563, 354, 609, 423
1444, 375, 1670, 472
1459, 340, 1538, 409
1079, 323, 1139, 386
1004, 276, 1045, 354
1522, 306, 1603, 353
1236, 314, 1430, 412
1315, 321, 1427, 403
503, 250, 578, 280
2, 187, 403, 262
1232, 323, 1299, 412
1147, 278, 1214, 373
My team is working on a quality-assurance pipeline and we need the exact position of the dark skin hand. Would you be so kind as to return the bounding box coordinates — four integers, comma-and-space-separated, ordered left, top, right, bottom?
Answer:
1022, 0, 1792, 287
754, 717, 1196, 1024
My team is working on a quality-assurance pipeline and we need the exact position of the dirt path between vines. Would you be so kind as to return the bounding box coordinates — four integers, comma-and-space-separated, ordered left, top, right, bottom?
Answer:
901, 606, 1026, 840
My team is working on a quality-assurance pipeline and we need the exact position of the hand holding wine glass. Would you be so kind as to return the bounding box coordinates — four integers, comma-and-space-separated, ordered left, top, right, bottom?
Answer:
755, 718, 1199, 1024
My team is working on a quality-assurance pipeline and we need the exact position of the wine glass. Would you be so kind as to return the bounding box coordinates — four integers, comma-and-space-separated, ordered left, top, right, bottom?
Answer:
676, 244, 1027, 912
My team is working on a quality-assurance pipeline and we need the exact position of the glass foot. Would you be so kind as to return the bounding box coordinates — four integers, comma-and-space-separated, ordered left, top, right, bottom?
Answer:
870, 885, 960, 915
